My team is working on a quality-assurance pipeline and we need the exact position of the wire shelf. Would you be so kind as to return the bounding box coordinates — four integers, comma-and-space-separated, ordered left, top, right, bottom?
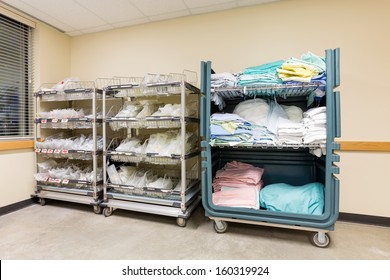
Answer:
35, 148, 101, 160
36, 81, 99, 101
107, 116, 198, 130
107, 179, 199, 201
108, 151, 145, 163
211, 82, 323, 100
106, 162, 199, 200
211, 142, 326, 149
36, 118, 102, 129
107, 150, 199, 165
97, 70, 199, 98
36, 178, 102, 190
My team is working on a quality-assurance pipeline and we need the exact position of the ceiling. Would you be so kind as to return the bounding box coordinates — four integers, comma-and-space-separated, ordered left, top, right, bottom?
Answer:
1, 0, 280, 36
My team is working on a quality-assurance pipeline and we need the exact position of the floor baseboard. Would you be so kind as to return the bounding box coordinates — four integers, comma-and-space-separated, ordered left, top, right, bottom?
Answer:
338, 212, 390, 227
0, 198, 36, 216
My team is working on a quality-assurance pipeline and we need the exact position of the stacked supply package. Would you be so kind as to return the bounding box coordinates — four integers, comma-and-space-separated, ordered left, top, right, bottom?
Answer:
98, 71, 201, 226
32, 79, 103, 213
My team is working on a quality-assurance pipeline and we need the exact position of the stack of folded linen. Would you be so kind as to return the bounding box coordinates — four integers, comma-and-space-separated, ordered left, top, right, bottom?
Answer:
212, 161, 264, 209
277, 52, 326, 83
277, 119, 305, 145
209, 113, 253, 146
210, 72, 242, 110
252, 126, 277, 145
303, 106, 327, 145
210, 72, 238, 88
238, 60, 284, 86
276, 105, 304, 145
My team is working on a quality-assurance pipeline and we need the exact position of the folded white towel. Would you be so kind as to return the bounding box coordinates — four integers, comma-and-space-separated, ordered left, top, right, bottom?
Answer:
304, 106, 326, 118
278, 117, 304, 129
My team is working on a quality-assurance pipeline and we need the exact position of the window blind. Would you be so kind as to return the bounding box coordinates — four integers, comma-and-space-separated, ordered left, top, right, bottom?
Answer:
0, 13, 33, 139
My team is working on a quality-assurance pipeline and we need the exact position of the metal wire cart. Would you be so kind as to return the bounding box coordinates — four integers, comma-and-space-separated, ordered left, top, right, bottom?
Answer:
200, 49, 341, 247
32, 80, 103, 213
98, 71, 201, 226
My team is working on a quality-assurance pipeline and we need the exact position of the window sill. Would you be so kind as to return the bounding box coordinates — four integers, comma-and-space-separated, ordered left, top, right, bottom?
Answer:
0, 140, 34, 151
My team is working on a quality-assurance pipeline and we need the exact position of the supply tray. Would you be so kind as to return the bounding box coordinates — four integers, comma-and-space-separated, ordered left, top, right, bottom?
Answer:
107, 179, 200, 201
96, 76, 143, 97
36, 177, 103, 190
142, 81, 185, 96
103, 81, 199, 97
107, 150, 200, 165
211, 82, 323, 100
106, 84, 143, 98
139, 71, 199, 96
35, 81, 99, 101
107, 116, 199, 130
97, 71, 199, 98
35, 148, 102, 160
35, 118, 102, 129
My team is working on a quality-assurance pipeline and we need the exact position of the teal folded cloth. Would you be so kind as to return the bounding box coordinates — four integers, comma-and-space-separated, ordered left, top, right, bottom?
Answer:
260, 182, 324, 215
238, 73, 282, 86
244, 60, 284, 75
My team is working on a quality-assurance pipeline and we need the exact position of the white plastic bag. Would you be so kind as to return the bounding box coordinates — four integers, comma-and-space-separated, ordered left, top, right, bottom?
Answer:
107, 164, 121, 184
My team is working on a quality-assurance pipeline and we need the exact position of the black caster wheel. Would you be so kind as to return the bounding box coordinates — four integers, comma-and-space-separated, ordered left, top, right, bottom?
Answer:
39, 198, 46, 206
176, 217, 187, 227
93, 205, 102, 214
213, 220, 228, 233
310, 232, 331, 248
103, 207, 113, 217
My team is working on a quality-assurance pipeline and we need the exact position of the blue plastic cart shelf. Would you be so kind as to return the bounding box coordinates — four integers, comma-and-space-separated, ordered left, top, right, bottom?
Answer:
200, 48, 341, 247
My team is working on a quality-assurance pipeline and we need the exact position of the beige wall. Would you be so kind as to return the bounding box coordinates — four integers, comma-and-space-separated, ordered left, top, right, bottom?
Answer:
338, 151, 389, 217
0, 150, 35, 206
35, 22, 71, 88
70, 0, 390, 218
2, 0, 389, 218
0, 20, 71, 207
71, 0, 390, 142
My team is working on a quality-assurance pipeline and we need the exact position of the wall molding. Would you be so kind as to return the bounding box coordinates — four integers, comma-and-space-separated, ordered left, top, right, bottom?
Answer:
0, 140, 34, 151
339, 141, 390, 152
338, 212, 390, 227
0, 198, 36, 216
1, 199, 389, 228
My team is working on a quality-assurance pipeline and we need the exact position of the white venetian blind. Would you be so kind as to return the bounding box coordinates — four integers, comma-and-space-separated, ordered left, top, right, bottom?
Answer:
0, 12, 33, 139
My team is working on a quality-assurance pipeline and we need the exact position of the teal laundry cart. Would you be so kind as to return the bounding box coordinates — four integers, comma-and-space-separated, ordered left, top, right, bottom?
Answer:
200, 49, 341, 248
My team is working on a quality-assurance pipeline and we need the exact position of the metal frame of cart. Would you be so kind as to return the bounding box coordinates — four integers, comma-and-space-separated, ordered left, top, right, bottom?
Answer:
99, 75, 201, 226
32, 82, 103, 213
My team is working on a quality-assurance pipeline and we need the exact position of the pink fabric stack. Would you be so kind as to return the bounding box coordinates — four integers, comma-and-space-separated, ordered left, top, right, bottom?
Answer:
212, 161, 264, 209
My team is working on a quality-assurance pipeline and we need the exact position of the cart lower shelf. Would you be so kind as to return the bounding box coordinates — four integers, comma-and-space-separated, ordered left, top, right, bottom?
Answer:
100, 195, 201, 227
31, 190, 102, 214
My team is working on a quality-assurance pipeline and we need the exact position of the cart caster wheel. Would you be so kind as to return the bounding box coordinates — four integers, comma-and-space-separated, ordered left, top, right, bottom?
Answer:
310, 232, 331, 248
103, 207, 113, 217
213, 220, 228, 234
39, 198, 46, 206
176, 217, 187, 227
93, 205, 102, 214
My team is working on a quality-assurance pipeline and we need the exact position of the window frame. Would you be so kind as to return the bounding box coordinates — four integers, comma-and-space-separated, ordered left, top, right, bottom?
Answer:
0, 8, 34, 147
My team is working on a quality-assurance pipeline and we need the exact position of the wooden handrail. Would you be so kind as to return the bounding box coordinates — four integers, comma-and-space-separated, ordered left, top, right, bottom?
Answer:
339, 141, 390, 152
0, 140, 34, 151
1, 140, 389, 152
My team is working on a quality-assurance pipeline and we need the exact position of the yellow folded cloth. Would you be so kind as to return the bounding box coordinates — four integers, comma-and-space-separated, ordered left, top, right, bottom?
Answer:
277, 62, 320, 82
221, 121, 239, 134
